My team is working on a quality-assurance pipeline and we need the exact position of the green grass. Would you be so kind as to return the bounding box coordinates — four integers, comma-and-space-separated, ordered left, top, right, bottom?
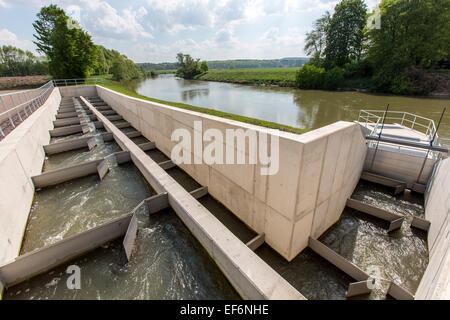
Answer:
89, 75, 308, 135
154, 69, 176, 74
196, 68, 298, 87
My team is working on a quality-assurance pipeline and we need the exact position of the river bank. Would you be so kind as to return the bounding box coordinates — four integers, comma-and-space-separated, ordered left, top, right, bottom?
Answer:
0, 75, 50, 90
196, 68, 298, 87
194, 68, 449, 97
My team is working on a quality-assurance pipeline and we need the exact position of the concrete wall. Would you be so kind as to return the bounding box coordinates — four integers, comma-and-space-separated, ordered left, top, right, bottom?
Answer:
363, 146, 437, 187
416, 158, 450, 299
0, 88, 61, 265
59, 85, 97, 98
91, 85, 367, 261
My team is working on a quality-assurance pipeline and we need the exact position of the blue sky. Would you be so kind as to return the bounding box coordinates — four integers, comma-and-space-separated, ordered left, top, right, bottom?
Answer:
0, 0, 380, 63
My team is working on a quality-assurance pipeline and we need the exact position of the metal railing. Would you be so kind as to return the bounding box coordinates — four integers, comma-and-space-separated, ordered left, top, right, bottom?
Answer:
0, 80, 54, 139
52, 78, 104, 87
358, 110, 439, 144
0, 78, 104, 140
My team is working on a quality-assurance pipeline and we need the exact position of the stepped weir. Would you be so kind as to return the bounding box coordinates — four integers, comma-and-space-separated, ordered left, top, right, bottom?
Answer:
0, 83, 448, 300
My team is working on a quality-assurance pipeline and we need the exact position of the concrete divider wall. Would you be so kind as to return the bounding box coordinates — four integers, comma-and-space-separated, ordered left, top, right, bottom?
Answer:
92, 85, 368, 261
416, 158, 450, 299
0, 88, 61, 265
363, 147, 436, 187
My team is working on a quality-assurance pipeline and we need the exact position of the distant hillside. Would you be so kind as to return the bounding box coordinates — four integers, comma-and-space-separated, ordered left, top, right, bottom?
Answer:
138, 57, 309, 71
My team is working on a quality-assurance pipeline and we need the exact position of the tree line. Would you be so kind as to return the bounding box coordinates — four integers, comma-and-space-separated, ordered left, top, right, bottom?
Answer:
28, 4, 145, 81
139, 57, 309, 72
0, 45, 48, 77
299, 0, 449, 95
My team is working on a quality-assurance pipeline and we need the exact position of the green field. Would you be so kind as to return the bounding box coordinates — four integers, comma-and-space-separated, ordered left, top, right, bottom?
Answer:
196, 68, 298, 87
88, 75, 308, 135
154, 69, 176, 74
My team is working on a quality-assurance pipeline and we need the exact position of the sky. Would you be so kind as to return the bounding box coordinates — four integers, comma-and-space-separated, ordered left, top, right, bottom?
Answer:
0, 0, 380, 63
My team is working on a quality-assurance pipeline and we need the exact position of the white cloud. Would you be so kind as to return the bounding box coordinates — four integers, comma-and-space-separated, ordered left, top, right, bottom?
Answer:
75, 0, 152, 40
0, 28, 37, 53
0, 0, 381, 62
0, 0, 10, 8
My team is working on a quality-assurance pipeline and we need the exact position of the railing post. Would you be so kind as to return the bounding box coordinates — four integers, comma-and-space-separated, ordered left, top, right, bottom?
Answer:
17, 93, 28, 117
401, 113, 405, 126
64, 79, 67, 86
0, 96, 15, 128
24, 92, 32, 114
10, 95, 22, 122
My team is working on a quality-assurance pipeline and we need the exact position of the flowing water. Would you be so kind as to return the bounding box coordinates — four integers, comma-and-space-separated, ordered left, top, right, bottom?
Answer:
128, 74, 450, 138
7, 206, 239, 300
21, 162, 155, 253
254, 181, 428, 300
43, 141, 122, 172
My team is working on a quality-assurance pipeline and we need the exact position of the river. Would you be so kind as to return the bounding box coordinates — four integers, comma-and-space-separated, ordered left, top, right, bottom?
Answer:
126, 74, 450, 138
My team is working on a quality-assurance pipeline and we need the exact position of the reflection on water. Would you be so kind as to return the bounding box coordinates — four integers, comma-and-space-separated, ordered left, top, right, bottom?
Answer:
129, 74, 450, 137
8, 207, 239, 300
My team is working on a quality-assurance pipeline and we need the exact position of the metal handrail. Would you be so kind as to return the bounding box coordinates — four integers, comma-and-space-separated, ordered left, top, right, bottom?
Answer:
0, 80, 54, 138
0, 78, 104, 139
52, 78, 104, 87
358, 109, 439, 143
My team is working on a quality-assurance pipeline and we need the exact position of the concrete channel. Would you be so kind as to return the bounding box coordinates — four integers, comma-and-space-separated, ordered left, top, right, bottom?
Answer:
0, 85, 448, 300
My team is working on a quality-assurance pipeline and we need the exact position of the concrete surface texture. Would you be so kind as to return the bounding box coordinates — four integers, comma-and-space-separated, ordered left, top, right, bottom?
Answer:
0, 88, 61, 265
416, 157, 450, 299
94, 85, 368, 261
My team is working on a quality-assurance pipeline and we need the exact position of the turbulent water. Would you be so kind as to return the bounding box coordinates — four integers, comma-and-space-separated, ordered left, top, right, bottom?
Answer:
43, 141, 122, 172
255, 181, 428, 300
8, 207, 239, 300
21, 162, 155, 253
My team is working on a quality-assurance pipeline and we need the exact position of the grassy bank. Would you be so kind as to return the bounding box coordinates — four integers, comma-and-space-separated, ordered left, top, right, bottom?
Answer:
196, 68, 298, 87
154, 69, 176, 75
91, 75, 308, 135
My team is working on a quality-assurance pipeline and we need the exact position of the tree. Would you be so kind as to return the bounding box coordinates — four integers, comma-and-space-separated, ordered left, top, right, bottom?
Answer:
324, 0, 367, 67
32, 5, 66, 56
33, 5, 97, 78
109, 50, 144, 81
367, 0, 450, 94
200, 61, 209, 73
304, 12, 331, 63
175, 53, 207, 79
0, 45, 48, 76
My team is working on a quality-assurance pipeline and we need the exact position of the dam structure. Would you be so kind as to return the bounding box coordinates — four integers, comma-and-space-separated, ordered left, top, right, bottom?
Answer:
0, 81, 448, 300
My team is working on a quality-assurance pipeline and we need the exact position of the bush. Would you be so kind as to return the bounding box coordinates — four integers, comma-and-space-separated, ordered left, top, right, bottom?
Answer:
296, 65, 326, 89
374, 67, 438, 95
343, 60, 373, 78
296, 65, 344, 90
323, 66, 344, 89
